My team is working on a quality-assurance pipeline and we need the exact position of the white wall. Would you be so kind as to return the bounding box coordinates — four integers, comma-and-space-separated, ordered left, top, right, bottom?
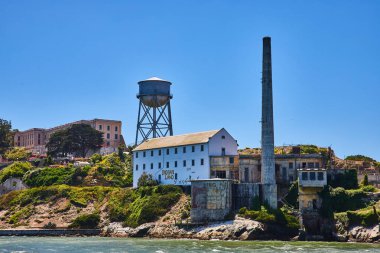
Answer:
208, 129, 238, 156
133, 143, 210, 187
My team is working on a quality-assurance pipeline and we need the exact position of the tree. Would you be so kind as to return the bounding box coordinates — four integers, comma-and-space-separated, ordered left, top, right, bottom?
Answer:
46, 124, 103, 158
361, 174, 369, 186
137, 173, 158, 187
0, 119, 12, 155
4, 147, 31, 161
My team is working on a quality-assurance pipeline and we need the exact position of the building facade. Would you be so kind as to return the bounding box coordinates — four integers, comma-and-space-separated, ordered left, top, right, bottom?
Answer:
14, 119, 123, 156
132, 128, 238, 188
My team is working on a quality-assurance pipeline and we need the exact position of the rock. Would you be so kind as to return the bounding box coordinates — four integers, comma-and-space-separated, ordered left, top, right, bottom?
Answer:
129, 223, 155, 237
348, 225, 380, 243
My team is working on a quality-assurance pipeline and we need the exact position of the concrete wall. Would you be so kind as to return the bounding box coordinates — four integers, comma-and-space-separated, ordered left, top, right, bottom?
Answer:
0, 177, 28, 196
208, 129, 238, 157
191, 179, 233, 222
233, 183, 260, 210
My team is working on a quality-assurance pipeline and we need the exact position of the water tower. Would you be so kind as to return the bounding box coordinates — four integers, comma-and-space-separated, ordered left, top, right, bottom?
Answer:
135, 77, 173, 145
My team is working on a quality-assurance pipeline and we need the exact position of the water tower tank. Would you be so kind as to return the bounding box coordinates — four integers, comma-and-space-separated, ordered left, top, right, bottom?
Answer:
135, 77, 174, 145
137, 77, 172, 108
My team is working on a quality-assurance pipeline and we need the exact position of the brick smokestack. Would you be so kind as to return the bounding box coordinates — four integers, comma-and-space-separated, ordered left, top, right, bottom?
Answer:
261, 37, 277, 209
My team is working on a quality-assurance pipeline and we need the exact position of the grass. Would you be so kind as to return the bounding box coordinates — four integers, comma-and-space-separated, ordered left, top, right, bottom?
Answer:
0, 162, 33, 183
335, 201, 380, 228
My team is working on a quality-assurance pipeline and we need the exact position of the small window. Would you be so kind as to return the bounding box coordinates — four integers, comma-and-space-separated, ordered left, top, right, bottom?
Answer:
221, 135, 225, 139
308, 162, 314, 168
135, 165, 138, 171
166, 149, 169, 155
302, 172, 308, 180
166, 162, 169, 168
150, 163, 153, 169
107, 133, 110, 139
143, 164, 146, 170
221, 148, 226, 156
159, 162, 162, 169
158, 174, 161, 182
192, 160, 195, 166
192, 146, 195, 152
229, 157, 234, 164
175, 148, 178, 154
200, 158, 204, 165
183, 160, 186, 167
201, 145, 204, 151
143, 151, 146, 157
115, 134, 118, 139
189, 175, 191, 180
98, 125, 102, 130
151, 150, 154, 156
310, 172, 316, 181
175, 173, 177, 180
183, 147, 186, 153
318, 172, 324, 180
136, 152, 139, 158
107, 125, 110, 131
289, 162, 293, 169
115, 126, 118, 132
159, 150, 162, 156
302, 162, 307, 168
175, 161, 178, 167
315, 162, 320, 168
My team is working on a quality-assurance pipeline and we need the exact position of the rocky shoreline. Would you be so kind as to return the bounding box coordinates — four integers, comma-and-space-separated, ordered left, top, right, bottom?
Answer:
102, 216, 380, 243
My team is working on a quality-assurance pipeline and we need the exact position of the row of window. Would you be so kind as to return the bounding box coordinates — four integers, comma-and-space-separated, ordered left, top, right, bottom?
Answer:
136, 158, 205, 171
288, 162, 320, 169
136, 145, 204, 158
301, 171, 324, 181
98, 125, 119, 132
106, 133, 118, 140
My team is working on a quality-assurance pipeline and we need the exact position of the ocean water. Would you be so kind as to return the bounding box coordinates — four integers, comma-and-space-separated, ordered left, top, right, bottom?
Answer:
0, 237, 380, 253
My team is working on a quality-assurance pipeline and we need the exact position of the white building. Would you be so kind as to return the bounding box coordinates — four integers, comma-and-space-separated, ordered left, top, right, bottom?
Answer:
132, 128, 238, 187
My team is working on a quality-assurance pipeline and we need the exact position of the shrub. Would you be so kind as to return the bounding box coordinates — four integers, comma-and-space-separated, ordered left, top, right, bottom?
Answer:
4, 147, 31, 161
43, 222, 57, 229
328, 169, 358, 189
0, 162, 33, 183
361, 185, 376, 192
90, 153, 102, 164
285, 181, 299, 208
361, 174, 369, 186
137, 173, 158, 187
69, 213, 100, 229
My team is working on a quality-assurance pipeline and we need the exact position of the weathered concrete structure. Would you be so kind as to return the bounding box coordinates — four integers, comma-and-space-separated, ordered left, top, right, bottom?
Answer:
191, 179, 233, 222
261, 36, 277, 209
0, 177, 28, 196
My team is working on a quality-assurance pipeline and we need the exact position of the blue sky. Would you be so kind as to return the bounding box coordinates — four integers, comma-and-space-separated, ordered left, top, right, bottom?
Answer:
1, 1, 379, 160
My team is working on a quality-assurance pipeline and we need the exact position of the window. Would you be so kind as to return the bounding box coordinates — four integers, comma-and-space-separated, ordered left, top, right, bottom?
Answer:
166, 149, 169, 155
315, 162, 320, 168
175, 173, 177, 180
289, 162, 293, 169
216, 171, 226, 178
221, 148, 226, 156
136, 152, 139, 158
229, 157, 234, 164
150, 163, 153, 169
107, 125, 110, 131
221, 135, 226, 139
143, 164, 146, 170
310, 172, 316, 181
200, 159, 204, 165
115, 134, 118, 139
106, 133, 110, 139
115, 126, 118, 132
175, 148, 178, 154
192, 160, 195, 166
183, 160, 186, 167
107, 142, 110, 146
201, 145, 204, 151
151, 150, 154, 156
166, 162, 169, 168
158, 175, 161, 182
183, 147, 186, 153
192, 146, 195, 152
302, 162, 307, 168
308, 162, 314, 168
302, 172, 308, 180
189, 175, 191, 180
318, 172, 324, 180
98, 125, 102, 130
143, 151, 146, 157
135, 165, 138, 171
159, 162, 162, 169
175, 161, 178, 167
159, 150, 162, 156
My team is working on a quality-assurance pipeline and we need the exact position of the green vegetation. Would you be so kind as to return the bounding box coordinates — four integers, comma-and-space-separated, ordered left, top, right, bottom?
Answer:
4, 147, 31, 161
335, 202, 380, 228
361, 174, 369, 186
69, 213, 100, 229
0, 162, 33, 183
0, 118, 12, 155
328, 169, 358, 189
284, 181, 299, 208
23, 166, 88, 187
345, 155, 376, 163
298, 145, 328, 156
319, 186, 368, 218
0, 184, 182, 228
238, 205, 299, 231
137, 173, 158, 187
360, 185, 376, 192
46, 123, 103, 158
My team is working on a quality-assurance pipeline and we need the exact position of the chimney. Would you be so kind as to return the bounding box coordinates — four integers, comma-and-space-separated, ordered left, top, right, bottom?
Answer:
261, 37, 277, 209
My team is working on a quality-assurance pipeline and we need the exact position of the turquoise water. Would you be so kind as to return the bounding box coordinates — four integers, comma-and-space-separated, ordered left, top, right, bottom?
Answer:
0, 237, 380, 253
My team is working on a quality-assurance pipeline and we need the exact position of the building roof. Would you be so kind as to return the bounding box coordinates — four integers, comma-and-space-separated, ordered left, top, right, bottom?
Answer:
133, 129, 221, 151
139, 77, 171, 83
